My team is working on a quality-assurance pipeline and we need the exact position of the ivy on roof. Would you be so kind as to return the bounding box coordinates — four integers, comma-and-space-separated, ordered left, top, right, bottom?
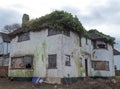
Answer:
25, 10, 87, 36
88, 29, 115, 45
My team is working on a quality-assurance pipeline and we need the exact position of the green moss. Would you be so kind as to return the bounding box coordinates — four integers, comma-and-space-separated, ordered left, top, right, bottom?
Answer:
74, 37, 79, 46
75, 56, 85, 76
23, 10, 87, 37
9, 70, 33, 77
88, 29, 115, 45
33, 40, 46, 76
115, 70, 120, 76
41, 39, 46, 62
89, 70, 93, 76
95, 71, 102, 76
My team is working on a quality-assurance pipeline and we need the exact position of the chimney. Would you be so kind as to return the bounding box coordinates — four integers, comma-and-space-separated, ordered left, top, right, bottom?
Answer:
22, 14, 29, 27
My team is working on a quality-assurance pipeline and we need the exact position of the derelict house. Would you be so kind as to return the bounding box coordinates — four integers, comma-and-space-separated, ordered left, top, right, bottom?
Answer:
8, 11, 115, 84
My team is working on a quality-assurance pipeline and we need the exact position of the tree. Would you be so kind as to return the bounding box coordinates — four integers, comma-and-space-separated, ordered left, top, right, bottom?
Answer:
2, 23, 21, 33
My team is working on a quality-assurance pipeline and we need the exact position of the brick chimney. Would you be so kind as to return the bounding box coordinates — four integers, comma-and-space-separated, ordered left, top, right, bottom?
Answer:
22, 14, 29, 27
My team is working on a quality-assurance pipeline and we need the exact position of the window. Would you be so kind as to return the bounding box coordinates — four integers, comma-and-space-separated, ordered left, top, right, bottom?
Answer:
63, 30, 70, 36
79, 36, 82, 47
48, 54, 57, 69
86, 37, 88, 45
92, 61, 109, 71
18, 32, 30, 42
93, 41, 107, 49
48, 29, 70, 37
65, 55, 71, 66
11, 55, 33, 69
48, 29, 62, 36
97, 44, 106, 48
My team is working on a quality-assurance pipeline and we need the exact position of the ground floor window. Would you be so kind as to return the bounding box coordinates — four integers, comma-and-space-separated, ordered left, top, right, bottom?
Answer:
48, 54, 57, 69
11, 55, 33, 69
92, 61, 109, 71
65, 55, 71, 66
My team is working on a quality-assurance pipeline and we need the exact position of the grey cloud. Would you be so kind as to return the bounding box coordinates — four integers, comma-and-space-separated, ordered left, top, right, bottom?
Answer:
0, 7, 21, 30
61, 6, 80, 16
79, 0, 120, 25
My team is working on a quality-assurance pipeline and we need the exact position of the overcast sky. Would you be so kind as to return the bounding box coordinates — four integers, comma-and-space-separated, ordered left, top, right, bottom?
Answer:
0, 0, 120, 49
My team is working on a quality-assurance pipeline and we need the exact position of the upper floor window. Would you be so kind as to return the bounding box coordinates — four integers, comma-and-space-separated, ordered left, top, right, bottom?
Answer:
86, 37, 88, 45
48, 29, 70, 37
79, 36, 82, 47
63, 30, 70, 37
93, 41, 107, 49
18, 32, 30, 42
11, 55, 33, 69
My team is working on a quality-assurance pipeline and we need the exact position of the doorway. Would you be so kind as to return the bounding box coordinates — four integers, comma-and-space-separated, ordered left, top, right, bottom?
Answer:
85, 59, 88, 76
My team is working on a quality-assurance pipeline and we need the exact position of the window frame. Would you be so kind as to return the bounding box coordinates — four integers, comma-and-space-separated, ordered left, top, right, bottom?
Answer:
93, 40, 108, 49
48, 54, 57, 69
65, 55, 71, 66
92, 61, 109, 71
48, 29, 70, 37
18, 32, 30, 42
11, 55, 33, 69
79, 36, 82, 47
86, 37, 88, 45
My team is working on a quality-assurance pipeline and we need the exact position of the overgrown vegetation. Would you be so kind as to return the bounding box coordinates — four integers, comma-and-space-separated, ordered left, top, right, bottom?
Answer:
88, 29, 115, 45
24, 10, 87, 36
10, 10, 115, 45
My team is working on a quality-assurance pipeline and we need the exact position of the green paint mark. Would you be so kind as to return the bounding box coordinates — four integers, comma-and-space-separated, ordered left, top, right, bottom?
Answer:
75, 55, 85, 76
33, 39, 47, 76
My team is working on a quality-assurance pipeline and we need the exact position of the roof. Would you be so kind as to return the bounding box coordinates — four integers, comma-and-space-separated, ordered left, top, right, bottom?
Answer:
0, 32, 10, 42
9, 10, 86, 38
88, 29, 115, 45
114, 49, 120, 55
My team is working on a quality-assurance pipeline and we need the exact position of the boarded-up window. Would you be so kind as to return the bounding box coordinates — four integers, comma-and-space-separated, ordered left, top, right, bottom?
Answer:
92, 61, 109, 71
48, 54, 57, 69
11, 55, 33, 69
18, 32, 30, 42
65, 55, 71, 66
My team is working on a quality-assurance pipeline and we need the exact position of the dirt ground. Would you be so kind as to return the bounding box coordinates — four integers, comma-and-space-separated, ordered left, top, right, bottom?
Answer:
0, 77, 120, 89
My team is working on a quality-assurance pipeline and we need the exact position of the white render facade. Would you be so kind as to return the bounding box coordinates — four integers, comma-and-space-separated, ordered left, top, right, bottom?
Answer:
8, 29, 115, 84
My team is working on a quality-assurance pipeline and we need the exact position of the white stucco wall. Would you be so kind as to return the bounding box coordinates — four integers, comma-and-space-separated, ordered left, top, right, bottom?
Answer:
9, 29, 115, 82
91, 43, 115, 77
9, 29, 63, 79
62, 31, 92, 78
